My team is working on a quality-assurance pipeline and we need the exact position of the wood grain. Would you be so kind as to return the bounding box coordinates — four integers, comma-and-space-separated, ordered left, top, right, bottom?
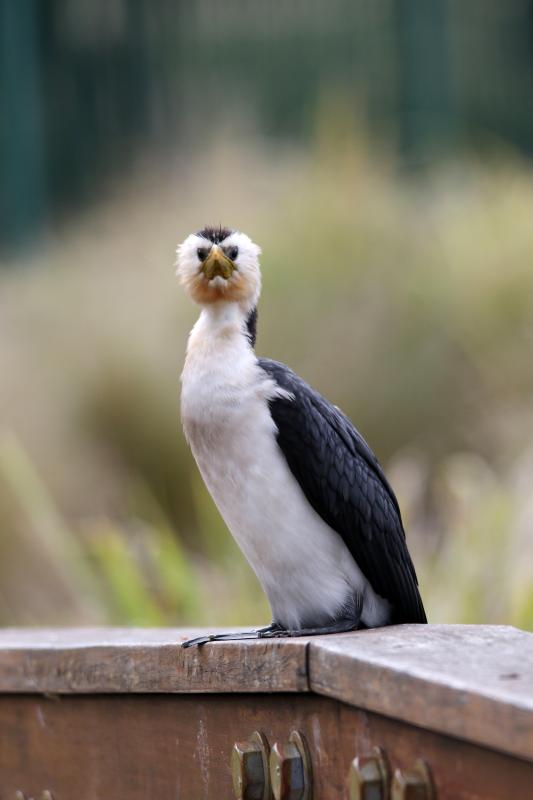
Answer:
309, 624, 533, 762
0, 693, 531, 800
0, 628, 309, 694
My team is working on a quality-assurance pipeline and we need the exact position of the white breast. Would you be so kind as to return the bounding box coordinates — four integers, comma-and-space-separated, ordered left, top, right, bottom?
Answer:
181, 308, 389, 629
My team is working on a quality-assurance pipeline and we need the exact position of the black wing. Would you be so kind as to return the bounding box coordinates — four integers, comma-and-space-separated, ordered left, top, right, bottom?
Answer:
259, 358, 427, 624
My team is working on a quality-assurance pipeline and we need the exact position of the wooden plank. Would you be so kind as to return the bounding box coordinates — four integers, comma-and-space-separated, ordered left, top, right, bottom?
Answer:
0, 628, 309, 694
0, 625, 531, 761
309, 624, 533, 762
0, 693, 531, 800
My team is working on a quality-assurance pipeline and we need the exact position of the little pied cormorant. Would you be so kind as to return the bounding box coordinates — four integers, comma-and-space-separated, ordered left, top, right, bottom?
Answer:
176, 225, 426, 647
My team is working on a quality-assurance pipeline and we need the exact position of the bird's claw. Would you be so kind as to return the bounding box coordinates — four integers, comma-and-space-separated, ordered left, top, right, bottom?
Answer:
180, 618, 360, 647
180, 634, 216, 648
180, 623, 284, 648
180, 630, 264, 648
257, 628, 291, 638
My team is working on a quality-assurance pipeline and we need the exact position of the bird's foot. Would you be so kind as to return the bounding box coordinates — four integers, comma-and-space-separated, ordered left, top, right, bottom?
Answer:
258, 618, 358, 638
180, 623, 283, 648
180, 619, 357, 647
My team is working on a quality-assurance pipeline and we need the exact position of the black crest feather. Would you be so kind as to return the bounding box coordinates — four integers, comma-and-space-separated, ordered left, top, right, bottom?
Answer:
197, 225, 233, 244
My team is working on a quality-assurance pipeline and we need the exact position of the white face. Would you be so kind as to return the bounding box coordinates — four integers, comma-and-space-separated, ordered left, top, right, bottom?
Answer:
176, 228, 262, 308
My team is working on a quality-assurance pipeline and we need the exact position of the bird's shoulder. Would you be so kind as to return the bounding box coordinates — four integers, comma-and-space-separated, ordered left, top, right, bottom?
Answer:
257, 357, 401, 518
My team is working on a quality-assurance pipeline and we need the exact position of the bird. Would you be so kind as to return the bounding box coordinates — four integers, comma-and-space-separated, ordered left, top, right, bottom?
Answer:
176, 225, 427, 647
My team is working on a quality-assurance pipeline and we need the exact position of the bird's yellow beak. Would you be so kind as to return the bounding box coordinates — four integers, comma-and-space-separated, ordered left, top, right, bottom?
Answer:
202, 245, 235, 280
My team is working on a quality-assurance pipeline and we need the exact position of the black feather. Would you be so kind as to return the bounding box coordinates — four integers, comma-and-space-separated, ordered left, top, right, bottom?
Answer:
258, 358, 427, 625
245, 307, 258, 347
197, 225, 233, 244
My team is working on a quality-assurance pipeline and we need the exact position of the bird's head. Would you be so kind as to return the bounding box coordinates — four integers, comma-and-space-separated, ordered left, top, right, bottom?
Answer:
176, 226, 262, 310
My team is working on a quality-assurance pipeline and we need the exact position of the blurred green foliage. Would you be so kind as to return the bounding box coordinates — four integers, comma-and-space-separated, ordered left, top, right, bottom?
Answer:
0, 124, 531, 630
4, 1, 533, 252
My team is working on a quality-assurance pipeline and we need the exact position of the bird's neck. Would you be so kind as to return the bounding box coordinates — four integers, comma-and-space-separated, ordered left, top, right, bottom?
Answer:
181, 302, 258, 432
184, 302, 253, 370
201, 301, 249, 335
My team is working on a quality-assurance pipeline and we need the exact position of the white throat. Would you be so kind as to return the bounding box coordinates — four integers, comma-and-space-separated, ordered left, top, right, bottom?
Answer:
196, 300, 250, 338
180, 302, 263, 446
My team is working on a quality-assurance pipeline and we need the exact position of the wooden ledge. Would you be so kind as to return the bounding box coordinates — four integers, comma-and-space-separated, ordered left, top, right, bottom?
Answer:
308, 624, 533, 763
0, 627, 309, 694
0, 624, 531, 761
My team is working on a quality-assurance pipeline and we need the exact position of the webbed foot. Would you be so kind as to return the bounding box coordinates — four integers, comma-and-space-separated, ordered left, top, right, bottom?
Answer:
180, 622, 283, 648
180, 618, 358, 647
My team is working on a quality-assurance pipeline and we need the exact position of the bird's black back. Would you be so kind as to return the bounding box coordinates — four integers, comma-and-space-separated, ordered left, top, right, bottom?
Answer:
259, 357, 427, 625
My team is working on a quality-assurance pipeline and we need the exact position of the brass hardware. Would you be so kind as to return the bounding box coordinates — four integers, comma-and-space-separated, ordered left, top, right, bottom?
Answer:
391, 759, 434, 800
232, 730, 271, 800
269, 730, 312, 800
348, 746, 389, 800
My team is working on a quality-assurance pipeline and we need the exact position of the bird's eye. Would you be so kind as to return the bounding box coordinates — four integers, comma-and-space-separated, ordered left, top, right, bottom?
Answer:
197, 248, 208, 262
228, 246, 238, 260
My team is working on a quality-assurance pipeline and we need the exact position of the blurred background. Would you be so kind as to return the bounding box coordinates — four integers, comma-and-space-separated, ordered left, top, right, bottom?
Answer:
1, 0, 532, 629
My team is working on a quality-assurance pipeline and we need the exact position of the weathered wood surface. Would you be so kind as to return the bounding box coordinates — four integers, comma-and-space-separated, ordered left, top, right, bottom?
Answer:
0, 627, 309, 694
0, 624, 531, 761
1, 694, 531, 800
308, 624, 533, 762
